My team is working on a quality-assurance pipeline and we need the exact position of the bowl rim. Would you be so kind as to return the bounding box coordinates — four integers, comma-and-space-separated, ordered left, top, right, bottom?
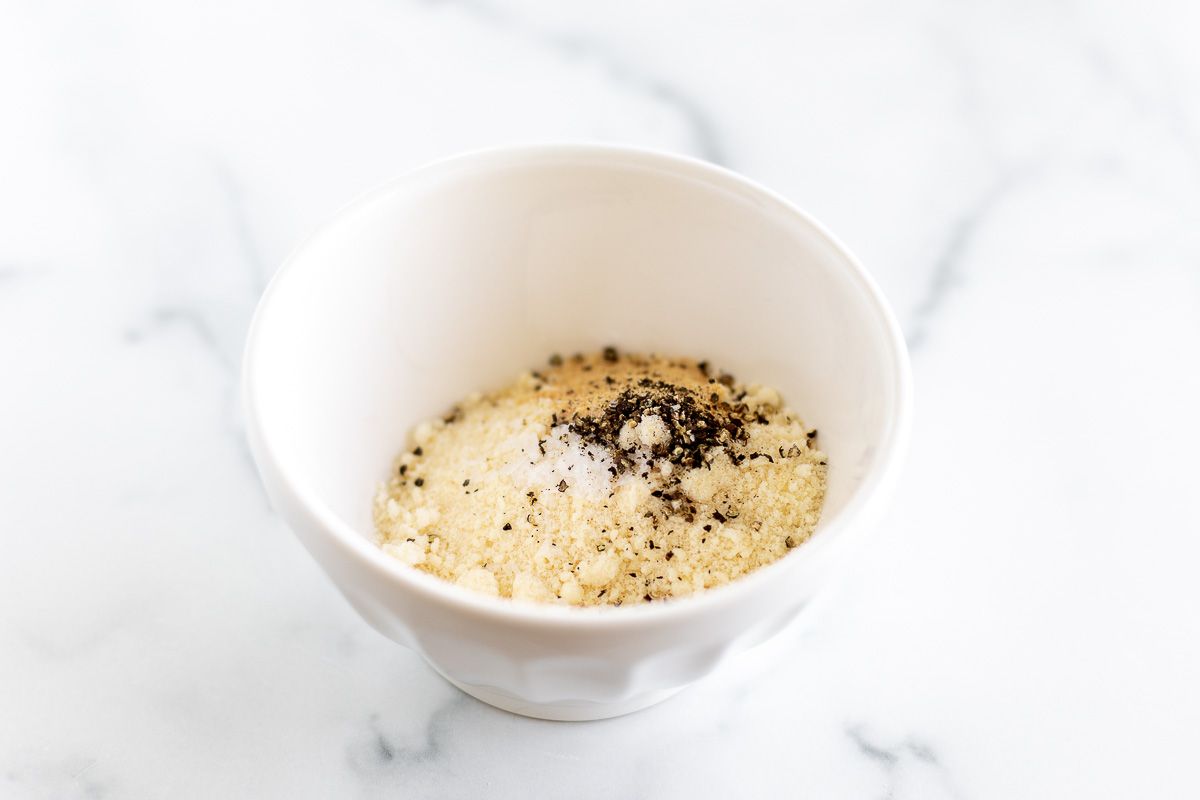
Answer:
242, 141, 913, 631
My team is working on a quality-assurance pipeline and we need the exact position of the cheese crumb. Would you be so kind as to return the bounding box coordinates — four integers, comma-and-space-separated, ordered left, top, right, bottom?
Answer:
456, 567, 499, 596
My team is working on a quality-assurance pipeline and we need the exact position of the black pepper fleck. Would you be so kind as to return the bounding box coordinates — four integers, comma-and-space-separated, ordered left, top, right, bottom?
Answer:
568, 379, 754, 476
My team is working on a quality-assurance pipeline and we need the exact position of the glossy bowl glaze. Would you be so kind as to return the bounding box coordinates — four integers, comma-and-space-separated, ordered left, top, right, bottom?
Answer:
243, 144, 911, 720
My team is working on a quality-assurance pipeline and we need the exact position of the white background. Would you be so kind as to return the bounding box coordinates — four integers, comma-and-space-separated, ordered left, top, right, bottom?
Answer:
3, 1, 1199, 797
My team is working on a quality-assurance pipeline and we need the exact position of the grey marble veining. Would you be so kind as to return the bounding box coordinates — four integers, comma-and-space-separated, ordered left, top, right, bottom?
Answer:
3, 0, 1200, 797
906, 164, 1037, 352
429, 0, 730, 165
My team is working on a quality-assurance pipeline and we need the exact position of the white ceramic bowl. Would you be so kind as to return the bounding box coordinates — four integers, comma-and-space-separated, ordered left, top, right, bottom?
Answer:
243, 144, 911, 721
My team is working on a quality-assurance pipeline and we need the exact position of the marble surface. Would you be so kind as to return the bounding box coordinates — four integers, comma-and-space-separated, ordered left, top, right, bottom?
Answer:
3, 0, 1200, 796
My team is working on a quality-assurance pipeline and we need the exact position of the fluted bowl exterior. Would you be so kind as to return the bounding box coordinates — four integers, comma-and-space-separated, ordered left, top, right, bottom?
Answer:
242, 144, 911, 720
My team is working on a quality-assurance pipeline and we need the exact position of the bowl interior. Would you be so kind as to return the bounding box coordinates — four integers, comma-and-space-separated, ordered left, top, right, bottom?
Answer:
247, 148, 904, 558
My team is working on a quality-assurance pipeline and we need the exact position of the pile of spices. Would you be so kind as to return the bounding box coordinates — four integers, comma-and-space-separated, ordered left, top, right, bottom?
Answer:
373, 349, 827, 606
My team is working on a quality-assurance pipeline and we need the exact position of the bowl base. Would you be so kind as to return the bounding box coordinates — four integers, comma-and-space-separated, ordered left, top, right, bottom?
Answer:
438, 672, 685, 721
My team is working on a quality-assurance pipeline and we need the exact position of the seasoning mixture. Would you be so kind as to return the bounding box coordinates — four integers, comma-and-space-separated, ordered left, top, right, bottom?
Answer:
373, 349, 827, 606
